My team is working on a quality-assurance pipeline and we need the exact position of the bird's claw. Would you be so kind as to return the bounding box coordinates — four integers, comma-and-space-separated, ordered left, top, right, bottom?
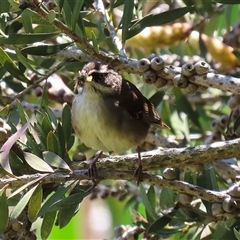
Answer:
134, 165, 143, 186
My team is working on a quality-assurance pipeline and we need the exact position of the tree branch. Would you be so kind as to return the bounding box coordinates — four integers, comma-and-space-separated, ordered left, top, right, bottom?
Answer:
71, 138, 240, 171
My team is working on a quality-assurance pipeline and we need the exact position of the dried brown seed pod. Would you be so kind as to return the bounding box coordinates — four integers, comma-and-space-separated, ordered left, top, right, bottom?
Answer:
178, 193, 193, 205
184, 82, 198, 94
142, 70, 157, 84
154, 77, 168, 88
222, 197, 237, 213
211, 203, 224, 216
35, 86, 43, 97
162, 168, 176, 180
194, 61, 210, 75
181, 63, 195, 77
138, 58, 151, 73
147, 53, 158, 61
150, 57, 164, 72
173, 74, 189, 88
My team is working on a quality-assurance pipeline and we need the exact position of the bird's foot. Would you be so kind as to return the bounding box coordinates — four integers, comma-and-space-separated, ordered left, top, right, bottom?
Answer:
87, 151, 103, 182
134, 165, 143, 186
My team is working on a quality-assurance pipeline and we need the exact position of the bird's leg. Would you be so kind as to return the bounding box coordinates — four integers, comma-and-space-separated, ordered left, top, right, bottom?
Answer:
134, 146, 143, 185
88, 150, 103, 181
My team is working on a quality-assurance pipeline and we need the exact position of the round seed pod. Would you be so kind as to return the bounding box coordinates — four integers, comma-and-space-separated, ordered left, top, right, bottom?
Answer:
211, 203, 224, 215
35, 86, 43, 97
154, 77, 168, 88
162, 168, 176, 180
138, 58, 151, 73
194, 61, 210, 75
150, 56, 164, 72
142, 70, 157, 84
179, 193, 193, 205
147, 53, 158, 61
181, 63, 195, 77
72, 152, 86, 161
222, 197, 237, 213
184, 82, 198, 94
173, 74, 189, 88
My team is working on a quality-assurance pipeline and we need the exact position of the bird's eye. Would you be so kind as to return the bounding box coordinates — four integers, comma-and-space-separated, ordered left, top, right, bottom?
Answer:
98, 73, 105, 79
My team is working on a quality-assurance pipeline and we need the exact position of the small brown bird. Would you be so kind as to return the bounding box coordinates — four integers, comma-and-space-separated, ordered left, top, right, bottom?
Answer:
72, 61, 169, 184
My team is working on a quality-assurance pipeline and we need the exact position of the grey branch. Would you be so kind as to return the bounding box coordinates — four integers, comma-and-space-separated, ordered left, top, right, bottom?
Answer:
71, 137, 240, 172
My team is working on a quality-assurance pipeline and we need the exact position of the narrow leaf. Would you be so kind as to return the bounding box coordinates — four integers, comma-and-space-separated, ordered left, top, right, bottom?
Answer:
139, 184, 158, 222
46, 131, 59, 153
0, 189, 9, 234
8, 174, 48, 199
21, 42, 72, 56
49, 191, 89, 211
10, 184, 39, 221
0, 47, 29, 83
0, 33, 59, 45
28, 184, 43, 222
41, 211, 57, 240
0, 121, 30, 174
127, 7, 193, 39
43, 151, 71, 172
62, 103, 72, 144
121, 0, 134, 43
23, 152, 54, 173
58, 205, 78, 229
38, 182, 75, 217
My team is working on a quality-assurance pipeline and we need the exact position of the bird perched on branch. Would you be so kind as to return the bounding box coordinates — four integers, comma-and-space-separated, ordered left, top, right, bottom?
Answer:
72, 61, 169, 184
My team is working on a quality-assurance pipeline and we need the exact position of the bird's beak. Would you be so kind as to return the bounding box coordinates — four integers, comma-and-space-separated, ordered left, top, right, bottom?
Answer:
85, 75, 92, 82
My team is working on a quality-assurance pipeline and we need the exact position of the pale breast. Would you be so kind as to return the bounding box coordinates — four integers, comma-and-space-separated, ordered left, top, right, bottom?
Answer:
72, 91, 148, 153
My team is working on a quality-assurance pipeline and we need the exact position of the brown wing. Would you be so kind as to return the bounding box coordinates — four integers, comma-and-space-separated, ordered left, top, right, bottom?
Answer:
118, 79, 170, 129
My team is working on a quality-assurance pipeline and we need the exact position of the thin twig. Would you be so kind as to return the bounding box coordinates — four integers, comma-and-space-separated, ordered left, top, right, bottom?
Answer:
95, 0, 127, 58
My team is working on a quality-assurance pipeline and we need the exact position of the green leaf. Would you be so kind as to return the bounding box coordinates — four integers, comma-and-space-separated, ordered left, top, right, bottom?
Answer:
10, 184, 39, 221
147, 209, 181, 234
204, 163, 218, 191
58, 205, 78, 229
21, 42, 73, 56
8, 174, 48, 199
139, 184, 158, 223
172, 88, 202, 130
146, 185, 156, 219
0, 47, 29, 83
159, 188, 176, 209
121, 0, 135, 43
49, 191, 89, 211
0, 121, 30, 174
23, 152, 54, 173
38, 182, 75, 217
71, 0, 84, 31
214, 0, 240, 3
28, 184, 43, 222
0, 189, 9, 234
62, 103, 72, 145
46, 131, 59, 153
234, 228, 240, 240
48, 10, 56, 23
234, 115, 240, 132
127, 7, 193, 39
42, 151, 71, 172
0, 33, 60, 45
21, 9, 34, 33
16, 99, 29, 125
41, 211, 57, 240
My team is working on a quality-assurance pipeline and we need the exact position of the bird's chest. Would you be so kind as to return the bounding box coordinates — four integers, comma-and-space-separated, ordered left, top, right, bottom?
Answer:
72, 91, 125, 152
